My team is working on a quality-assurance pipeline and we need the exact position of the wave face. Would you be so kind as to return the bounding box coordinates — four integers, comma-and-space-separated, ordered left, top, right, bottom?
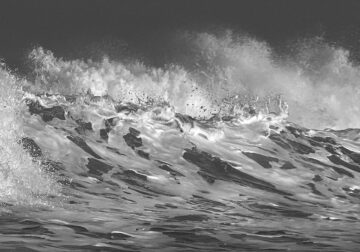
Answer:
1, 32, 360, 251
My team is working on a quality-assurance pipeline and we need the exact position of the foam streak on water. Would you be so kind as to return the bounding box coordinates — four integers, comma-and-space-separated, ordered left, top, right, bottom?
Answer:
0, 32, 360, 251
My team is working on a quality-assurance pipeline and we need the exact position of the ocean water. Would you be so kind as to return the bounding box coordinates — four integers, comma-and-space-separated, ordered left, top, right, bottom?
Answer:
0, 32, 360, 251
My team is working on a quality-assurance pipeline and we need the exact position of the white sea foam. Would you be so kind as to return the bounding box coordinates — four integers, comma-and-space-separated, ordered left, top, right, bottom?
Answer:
0, 66, 60, 206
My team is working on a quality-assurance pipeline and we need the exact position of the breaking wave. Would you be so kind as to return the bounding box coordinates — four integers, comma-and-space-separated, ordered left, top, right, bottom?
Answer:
0, 66, 60, 207
0, 30, 360, 251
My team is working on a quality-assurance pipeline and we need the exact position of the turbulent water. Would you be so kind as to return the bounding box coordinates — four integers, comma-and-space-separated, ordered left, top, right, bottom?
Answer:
1, 32, 360, 251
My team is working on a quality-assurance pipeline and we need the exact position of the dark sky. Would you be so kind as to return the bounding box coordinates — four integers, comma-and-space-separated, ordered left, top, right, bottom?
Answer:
1, 0, 360, 69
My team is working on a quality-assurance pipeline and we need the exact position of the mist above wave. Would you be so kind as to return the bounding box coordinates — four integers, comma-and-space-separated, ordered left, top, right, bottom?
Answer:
25, 31, 360, 130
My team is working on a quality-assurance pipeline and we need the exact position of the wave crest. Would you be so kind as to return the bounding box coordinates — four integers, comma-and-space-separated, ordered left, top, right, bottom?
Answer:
25, 31, 360, 130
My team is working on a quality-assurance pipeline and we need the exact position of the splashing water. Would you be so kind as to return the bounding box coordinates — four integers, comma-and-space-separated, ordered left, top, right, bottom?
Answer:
170, 32, 360, 129
27, 32, 360, 129
0, 66, 60, 207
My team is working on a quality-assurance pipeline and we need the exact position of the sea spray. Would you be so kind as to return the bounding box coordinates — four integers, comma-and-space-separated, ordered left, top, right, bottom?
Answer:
26, 32, 360, 129
0, 66, 60, 206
